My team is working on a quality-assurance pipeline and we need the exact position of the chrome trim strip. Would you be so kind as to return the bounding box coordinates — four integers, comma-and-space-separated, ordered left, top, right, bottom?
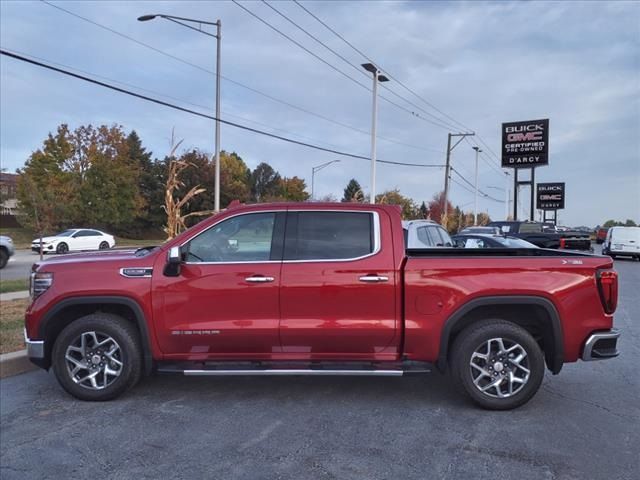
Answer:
582, 329, 620, 361
181, 209, 382, 265
119, 267, 153, 278
24, 329, 45, 359
174, 369, 404, 377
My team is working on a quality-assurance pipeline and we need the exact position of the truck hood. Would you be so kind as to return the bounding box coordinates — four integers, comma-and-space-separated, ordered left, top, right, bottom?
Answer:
33, 247, 161, 270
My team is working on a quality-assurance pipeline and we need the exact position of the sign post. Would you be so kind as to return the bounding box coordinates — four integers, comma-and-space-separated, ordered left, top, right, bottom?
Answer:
537, 182, 565, 226
502, 119, 549, 221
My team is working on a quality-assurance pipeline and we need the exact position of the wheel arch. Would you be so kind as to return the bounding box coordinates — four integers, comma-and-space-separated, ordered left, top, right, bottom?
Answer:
38, 296, 153, 375
437, 296, 564, 375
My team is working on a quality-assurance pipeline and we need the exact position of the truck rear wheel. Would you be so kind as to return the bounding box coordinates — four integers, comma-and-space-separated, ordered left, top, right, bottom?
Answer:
450, 320, 544, 410
52, 313, 142, 401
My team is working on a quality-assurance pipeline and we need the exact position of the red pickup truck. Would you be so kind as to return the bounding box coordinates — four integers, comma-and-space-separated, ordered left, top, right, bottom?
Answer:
25, 203, 620, 410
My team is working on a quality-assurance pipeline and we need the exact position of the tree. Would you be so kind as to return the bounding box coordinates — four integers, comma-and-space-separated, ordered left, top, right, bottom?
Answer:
16, 127, 74, 232
69, 125, 143, 230
220, 151, 251, 206
172, 150, 215, 224
427, 191, 454, 229
375, 189, 419, 219
250, 162, 281, 202
624, 219, 637, 227
278, 176, 309, 201
342, 179, 364, 203
419, 201, 428, 219
127, 131, 166, 233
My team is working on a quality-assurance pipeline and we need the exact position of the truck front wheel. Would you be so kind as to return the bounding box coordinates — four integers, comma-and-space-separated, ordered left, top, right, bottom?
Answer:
450, 320, 545, 410
52, 313, 143, 401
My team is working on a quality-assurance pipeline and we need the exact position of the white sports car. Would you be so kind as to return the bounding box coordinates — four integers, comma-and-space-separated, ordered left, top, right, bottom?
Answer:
31, 229, 116, 254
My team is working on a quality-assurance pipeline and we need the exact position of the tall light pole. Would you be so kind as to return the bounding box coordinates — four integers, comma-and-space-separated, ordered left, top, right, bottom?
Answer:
472, 146, 482, 225
361, 63, 389, 204
311, 160, 340, 200
138, 14, 222, 212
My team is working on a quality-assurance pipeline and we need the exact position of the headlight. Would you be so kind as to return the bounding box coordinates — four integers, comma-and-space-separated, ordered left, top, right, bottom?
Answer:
30, 272, 53, 299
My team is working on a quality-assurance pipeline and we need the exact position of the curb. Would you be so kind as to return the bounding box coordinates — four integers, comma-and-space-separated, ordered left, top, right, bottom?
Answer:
0, 290, 30, 301
0, 349, 38, 379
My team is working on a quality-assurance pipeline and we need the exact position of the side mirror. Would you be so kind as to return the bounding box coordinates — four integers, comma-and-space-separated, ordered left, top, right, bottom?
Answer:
164, 246, 182, 277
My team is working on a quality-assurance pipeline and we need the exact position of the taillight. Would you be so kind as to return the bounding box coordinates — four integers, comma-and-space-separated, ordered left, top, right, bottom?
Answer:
30, 272, 53, 299
597, 270, 618, 314
559, 238, 566, 249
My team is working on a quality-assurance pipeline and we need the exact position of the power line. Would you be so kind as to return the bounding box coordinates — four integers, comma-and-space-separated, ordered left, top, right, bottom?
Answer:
450, 167, 504, 202
292, 0, 473, 133
39, 0, 444, 155
1, 49, 445, 169
233, 0, 456, 131
263, 0, 463, 132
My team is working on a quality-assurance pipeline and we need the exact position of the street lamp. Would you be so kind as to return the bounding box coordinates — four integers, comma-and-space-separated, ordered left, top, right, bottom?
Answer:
138, 14, 222, 212
311, 160, 341, 200
472, 146, 482, 225
361, 63, 389, 204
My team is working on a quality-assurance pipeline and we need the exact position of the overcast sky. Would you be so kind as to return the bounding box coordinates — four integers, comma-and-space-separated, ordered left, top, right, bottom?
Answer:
1, 0, 639, 226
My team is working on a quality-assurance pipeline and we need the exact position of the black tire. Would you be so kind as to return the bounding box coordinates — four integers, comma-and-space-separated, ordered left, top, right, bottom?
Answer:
0, 248, 8, 269
56, 242, 69, 254
99, 241, 110, 250
52, 313, 142, 401
450, 320, 545, 410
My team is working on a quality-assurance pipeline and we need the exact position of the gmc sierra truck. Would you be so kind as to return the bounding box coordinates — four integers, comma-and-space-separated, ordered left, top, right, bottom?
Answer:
25, 203, 620, 410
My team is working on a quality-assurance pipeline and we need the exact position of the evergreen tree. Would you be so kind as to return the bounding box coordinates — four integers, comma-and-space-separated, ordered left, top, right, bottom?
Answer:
342, 179, 364, 202
250, 163, 281, 202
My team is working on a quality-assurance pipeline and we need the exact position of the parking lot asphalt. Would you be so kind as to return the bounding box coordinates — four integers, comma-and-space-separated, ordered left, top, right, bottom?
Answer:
1, 250, 40, 281
1, 250, 638, 480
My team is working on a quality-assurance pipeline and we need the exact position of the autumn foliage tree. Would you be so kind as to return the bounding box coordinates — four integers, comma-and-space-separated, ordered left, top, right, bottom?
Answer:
17, 124, 143, 234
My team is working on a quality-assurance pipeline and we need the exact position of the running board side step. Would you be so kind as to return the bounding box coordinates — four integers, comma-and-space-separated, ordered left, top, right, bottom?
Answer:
157, 361, 431, 377
178, 369, 404, 376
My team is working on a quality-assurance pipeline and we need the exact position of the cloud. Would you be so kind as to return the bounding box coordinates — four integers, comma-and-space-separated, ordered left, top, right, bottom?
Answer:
1, 0, 638, 225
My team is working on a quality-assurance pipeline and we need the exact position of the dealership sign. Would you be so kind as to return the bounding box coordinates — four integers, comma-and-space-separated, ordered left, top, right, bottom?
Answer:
537, 182, 565, 210
502, 119, 549, 168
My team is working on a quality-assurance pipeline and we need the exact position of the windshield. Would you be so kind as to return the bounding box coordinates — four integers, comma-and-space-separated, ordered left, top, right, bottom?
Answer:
55, 230, 76, 237
493, 236, 538, 248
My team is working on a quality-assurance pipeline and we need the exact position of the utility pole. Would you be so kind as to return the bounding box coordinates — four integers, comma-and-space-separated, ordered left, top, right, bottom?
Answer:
443, 132, 475, 220
311, 160, 340, 200
214, 20, 221, 212
472, 146, 482, 225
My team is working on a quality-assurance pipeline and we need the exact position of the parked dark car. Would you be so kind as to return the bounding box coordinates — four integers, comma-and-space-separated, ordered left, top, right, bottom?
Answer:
452, 234, 539, 249
488, 221, 592, 251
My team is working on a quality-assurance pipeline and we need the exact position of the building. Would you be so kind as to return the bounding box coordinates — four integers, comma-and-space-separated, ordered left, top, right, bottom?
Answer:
0, 172, 19, 215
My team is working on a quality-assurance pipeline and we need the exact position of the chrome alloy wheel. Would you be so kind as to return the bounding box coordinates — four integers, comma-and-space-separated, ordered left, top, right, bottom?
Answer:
64, 331, 123, 390
469, 337, 530, 398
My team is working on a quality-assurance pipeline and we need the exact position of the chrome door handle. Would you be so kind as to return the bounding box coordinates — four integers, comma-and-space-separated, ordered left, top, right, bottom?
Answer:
245, 276, 275, 283
359, 275, 389, 283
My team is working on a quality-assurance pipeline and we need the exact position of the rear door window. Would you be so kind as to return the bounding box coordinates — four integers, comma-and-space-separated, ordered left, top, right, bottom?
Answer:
285, 211, 375, 260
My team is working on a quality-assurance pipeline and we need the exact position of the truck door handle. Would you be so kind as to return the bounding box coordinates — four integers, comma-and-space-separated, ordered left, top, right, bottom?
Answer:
245, 275, 275, 283
359, 275, 389, 283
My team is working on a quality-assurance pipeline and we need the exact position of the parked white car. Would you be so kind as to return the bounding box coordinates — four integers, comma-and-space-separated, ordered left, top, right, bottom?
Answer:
31, 229, 115, 254
602, 226, 640, 261
402, 220, 453, 248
